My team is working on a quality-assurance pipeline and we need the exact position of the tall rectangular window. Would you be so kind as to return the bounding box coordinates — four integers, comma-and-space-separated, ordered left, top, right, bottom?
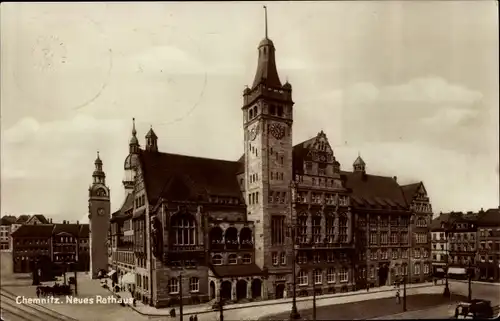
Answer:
271, 216, 285, 245
312, 216, 322, 243
298, 217, 308, 244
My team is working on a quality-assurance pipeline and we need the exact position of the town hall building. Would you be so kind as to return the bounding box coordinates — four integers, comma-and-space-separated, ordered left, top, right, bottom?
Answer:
90, 13, 434, 308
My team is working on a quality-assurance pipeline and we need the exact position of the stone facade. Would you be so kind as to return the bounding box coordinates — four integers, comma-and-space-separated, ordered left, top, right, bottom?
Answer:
103, 21, 436, 309
88, 153, 111, 279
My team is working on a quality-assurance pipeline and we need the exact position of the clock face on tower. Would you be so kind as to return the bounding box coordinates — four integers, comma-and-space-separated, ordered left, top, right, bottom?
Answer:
97, 208, 105, 216
269, 123, 285, 140
248, 124, 259, 141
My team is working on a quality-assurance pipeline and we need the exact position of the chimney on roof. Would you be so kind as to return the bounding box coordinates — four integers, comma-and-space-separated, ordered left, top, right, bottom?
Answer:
393, 176, 397, 182
77, 220, 79, 225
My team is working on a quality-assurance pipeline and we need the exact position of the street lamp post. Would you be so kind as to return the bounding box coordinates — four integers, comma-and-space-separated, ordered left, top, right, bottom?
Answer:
289, 181, 301, 320
312, 280, 317, 321
467, 261, 473, 302
403, 273, 407, 312
441, 221, 452, 298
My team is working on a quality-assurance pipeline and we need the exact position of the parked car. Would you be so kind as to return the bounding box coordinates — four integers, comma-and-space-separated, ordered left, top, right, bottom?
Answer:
454, 300, 494, 319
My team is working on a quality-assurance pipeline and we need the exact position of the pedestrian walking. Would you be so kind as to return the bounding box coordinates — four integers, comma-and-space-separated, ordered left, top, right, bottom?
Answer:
194, 315, 198, 321
36, 287, 40, 298
396, 290, 401, 304
190, 315, 194, 321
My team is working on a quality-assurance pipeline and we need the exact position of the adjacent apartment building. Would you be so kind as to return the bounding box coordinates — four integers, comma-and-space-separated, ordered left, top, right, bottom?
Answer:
431, 208, 500, 282
11, 221, 90, 273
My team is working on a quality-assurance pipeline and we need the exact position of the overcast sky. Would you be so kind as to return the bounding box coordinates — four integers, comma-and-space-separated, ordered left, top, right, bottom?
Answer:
1, 1, 499, 222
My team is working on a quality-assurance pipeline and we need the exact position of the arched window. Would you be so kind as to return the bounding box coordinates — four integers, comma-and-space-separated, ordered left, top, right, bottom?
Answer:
209, 227, 224, 250
228, 254, 238, 265
298, 270, 308, 286
239, 227, 253, 249
212, 254, 223, 265
171, 214, 196, 246
168, 278, 179, 294
225, 227, 238, 250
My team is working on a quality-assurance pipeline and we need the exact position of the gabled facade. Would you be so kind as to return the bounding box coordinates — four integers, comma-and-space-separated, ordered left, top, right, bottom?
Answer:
401, 182, 433, 283
25, 214, 49, 225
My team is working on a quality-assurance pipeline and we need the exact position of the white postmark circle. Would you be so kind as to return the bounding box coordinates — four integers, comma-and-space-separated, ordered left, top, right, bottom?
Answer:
13, 13, 112, 111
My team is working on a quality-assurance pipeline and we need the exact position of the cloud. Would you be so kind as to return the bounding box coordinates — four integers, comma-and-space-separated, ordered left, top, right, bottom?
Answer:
320, 76, 493, 153
331, 141, 499, 213
2, 114, 128, 180
379, 77, 483, 105
1, 113, 133, 217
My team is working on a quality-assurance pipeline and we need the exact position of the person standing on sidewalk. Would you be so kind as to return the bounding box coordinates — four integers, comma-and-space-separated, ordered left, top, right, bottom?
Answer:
396, 289, 401, 304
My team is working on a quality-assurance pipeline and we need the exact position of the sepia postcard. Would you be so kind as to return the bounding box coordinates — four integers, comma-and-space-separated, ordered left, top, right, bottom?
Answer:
1, 2, 499, 321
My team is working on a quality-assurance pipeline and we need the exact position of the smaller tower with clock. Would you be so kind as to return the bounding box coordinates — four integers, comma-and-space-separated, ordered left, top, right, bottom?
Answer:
88, 152, 111, 279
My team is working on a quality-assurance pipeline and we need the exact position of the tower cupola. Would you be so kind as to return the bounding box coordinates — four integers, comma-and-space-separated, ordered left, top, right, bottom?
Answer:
92, 151, 106, 185
145, 126, 158, 152
353, 153, 366, 173
129, 117, 139, 153
251, 5, 282, 89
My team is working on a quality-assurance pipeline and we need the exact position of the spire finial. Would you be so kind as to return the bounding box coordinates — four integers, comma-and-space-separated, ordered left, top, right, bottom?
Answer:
358, 151, 360, 157
263, 5, 268, 39
97, 151, 100, 158
132, 118, 137, 136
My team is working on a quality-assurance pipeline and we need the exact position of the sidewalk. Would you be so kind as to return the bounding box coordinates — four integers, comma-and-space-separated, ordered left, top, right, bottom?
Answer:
371, 303, 457, 320
451, 279, 500, 286
118, 282, 438, 317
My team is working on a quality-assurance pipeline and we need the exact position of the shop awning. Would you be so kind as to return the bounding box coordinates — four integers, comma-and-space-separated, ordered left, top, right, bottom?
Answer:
448, 267, 466, 275
107, 270, 117, 277
120, 272, 135, 284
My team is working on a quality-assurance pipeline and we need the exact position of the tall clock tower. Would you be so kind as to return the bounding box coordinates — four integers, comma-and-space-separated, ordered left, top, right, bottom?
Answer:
88, 152, 111, 279
242, 7, 294, 276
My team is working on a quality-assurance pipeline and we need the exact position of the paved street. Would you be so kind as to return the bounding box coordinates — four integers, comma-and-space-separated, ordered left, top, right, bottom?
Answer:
195, 284, 444, 321
448, 280, 500, 303
260, 293, 468, 321
373, 280, 500, 320
1, 276, 498, 321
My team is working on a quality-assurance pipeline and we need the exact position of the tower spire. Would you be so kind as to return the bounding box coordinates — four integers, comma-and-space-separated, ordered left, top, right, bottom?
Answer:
263, 5, 268, 39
